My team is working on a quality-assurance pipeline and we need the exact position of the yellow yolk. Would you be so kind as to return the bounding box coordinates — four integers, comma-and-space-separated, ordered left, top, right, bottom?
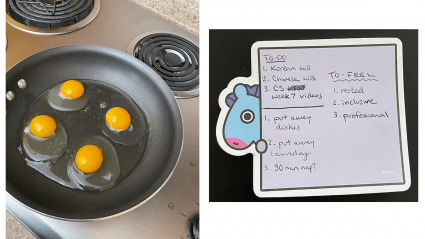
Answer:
75, 145, 103, 173
60, 80, 85, 99
29, 115, 57, 138
105, 107, 131, 131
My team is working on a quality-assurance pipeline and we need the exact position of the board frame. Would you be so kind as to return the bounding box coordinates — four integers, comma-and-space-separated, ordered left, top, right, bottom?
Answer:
217, 38, 410, 197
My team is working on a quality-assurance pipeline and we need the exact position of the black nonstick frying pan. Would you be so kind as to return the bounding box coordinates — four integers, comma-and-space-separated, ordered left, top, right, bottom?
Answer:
6, 45, 183, 220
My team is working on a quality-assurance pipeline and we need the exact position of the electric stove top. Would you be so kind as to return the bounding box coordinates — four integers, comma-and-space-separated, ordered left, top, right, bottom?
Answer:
6, 0, 199, 238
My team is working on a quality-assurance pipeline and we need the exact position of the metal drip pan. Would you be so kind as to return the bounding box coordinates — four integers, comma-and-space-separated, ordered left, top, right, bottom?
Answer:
127, 31, 199, 99
6, 0, 100, 35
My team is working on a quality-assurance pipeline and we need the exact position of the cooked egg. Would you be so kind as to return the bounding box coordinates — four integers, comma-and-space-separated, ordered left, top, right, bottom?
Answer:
105, 107, 131, 131
23, 116, 67, 162
102, 106, 146, 146
60, 80, 85, 99
47, 80, 89, 111
29, 115, 56, 138
20, 79, 148, 192
68, 136, 120, 192
75, 145, 103, 173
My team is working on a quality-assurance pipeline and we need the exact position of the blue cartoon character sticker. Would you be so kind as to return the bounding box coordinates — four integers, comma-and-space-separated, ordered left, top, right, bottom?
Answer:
217, 80, 267, 155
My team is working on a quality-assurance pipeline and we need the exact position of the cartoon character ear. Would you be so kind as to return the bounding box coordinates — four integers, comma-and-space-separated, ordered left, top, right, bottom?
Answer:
255, 139, 268, 154
234, 85, 247, 98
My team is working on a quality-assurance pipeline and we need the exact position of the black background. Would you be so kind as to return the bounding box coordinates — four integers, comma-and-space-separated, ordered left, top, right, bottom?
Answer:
209, 30, 418, 202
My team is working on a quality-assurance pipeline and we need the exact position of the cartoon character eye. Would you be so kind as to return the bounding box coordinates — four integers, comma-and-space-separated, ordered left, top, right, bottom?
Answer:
240, 109, 255, 124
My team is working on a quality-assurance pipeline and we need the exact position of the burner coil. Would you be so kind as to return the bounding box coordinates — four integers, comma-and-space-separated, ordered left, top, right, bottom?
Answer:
7, 0, 94, 29
134, 33, 199, 92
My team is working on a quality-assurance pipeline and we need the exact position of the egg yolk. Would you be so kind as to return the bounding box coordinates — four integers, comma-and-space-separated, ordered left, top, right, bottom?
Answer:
29, 115, 57, 138
60, 80, 85, 99
75, 145, 103, 173
105, 107, 131, 131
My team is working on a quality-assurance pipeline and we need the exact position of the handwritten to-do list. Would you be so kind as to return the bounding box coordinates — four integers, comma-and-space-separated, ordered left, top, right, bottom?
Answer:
259, 45, 405, 190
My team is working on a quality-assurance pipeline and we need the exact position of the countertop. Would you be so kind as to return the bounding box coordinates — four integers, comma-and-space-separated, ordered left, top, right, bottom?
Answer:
6, 1, 199, 238
6, 212, 35, 239
131, 0, 199, 36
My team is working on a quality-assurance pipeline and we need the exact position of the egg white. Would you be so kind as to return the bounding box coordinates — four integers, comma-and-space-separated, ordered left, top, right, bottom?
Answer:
68, 136, 120, 192
47, 83, 89, 111
22, 121, 67, 163
101, 105, 148, 146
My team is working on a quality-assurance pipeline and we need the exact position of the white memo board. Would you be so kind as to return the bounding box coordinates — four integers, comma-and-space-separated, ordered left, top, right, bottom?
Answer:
216, 38, 410, 197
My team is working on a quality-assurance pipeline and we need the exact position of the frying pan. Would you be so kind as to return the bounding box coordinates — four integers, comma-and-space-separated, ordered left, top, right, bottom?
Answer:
6, 45, 183, 220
